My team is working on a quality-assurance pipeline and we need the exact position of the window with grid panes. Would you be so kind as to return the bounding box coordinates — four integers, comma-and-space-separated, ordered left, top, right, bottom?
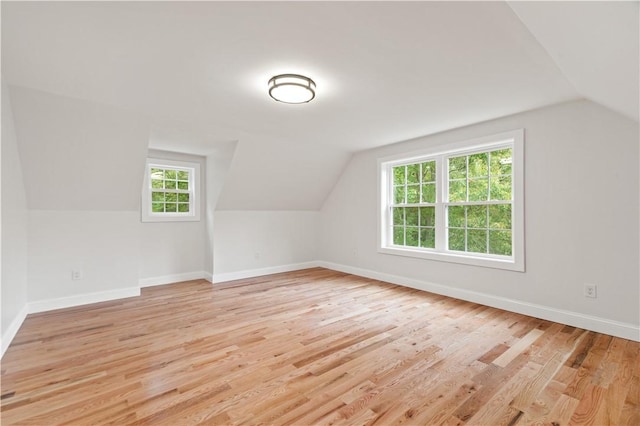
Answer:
446, 148, 513, 256
150, 167, 192, 213
141, 159, 201, 222
391, 161, 437, 249
379, 130, 524, 271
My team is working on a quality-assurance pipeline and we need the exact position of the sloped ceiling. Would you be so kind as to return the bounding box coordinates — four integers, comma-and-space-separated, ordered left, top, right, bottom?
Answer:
2, 2, 636, 210
9, 86, 150, 211
509, 1, 639, 122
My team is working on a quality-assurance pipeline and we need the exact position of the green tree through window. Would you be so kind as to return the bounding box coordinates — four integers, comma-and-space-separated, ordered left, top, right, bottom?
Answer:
391, 160, 436, 248
446, 148, 513, 256
150, 167, 191, 214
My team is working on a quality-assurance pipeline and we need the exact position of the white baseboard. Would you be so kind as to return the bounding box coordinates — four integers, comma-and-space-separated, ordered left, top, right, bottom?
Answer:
204, 271, 213, 283
212, 261, 320, 283
139, 271, 208, 288
317, 261, 640, 342
28, 287, 141, 314
1, 304, 29, 359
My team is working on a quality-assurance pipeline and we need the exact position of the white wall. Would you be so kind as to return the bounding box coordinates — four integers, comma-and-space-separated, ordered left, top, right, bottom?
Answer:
1, 79, 29, 349
9, 88, 150, 307
139, 150, 207, 284
213, 211, 319, 281
28, 210, 140, 304
320, 100, 639, 336
139, 220, 205, 283
204, 141, 238, 277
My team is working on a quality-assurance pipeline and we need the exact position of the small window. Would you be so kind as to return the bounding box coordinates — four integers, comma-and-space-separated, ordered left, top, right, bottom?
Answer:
141, 159, 200, 222
379, 130, 524, 271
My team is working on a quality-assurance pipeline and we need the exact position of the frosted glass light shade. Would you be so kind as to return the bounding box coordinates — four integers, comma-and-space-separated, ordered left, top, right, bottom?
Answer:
268, 74, 316, 104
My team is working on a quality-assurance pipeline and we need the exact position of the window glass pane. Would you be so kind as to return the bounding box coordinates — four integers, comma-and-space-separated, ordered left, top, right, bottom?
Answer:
489, 204, 511, 229
468, 178, 488, 201
151, 168, 164, 179
490, 148, 512, 176
165, 170, 176, 180
449, 180, 466, 202
165, 193, 177, 202
393, 207, 404, 226
165, 203, 177, 212
178, 203, 190, 213
490, 175, 512, 201
419, 207, 435, 227
152, 203, 164, 213
467, 229, 487, 253
177, 170, 189, 181
449, 156, 466, 179
394, 186, 406, 204
448, 228, 465, 251
468, 153, 488, 178
406, 227, 419, 247
421, 161, 436, 183
466, 205, 487, 228
407, 164, 420, 184
393, 166, 406, 185
406, 185, 420, 203
151, 179, 163, 189
165, 180, 177, 189
151, 192, 165, 202
178, 193, 190, 202
420, 228, 435, 248
489, 230, 512, 255
393, 226, 404, 245
448, 206, 465, 228
177, 181, 189, 190
405, 207, 419, 227
421, 183, 435, 203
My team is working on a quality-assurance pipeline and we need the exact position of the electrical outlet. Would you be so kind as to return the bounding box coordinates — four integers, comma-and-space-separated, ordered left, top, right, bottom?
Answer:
72, 270, 83, 280
254, 252, 260, 260
584, 284, 597, 298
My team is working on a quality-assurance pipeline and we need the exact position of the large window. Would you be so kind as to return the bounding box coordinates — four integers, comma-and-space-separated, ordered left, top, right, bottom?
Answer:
141, 158, 201, 222
379, 130, 524, 271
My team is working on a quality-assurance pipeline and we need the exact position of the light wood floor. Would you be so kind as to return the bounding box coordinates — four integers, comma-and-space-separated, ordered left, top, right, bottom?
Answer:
1, 268, 638, 425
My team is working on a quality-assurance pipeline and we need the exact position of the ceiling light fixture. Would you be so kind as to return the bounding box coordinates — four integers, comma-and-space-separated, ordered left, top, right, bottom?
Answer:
268, 74, 316, 104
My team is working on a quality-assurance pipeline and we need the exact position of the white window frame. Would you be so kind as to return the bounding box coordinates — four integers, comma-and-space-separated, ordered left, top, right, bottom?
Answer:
141, 158, 201, 223
378, 129, 524, 272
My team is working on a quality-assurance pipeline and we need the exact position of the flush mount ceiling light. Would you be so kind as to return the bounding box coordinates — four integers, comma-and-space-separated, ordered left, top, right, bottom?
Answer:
268, 74, 316, 104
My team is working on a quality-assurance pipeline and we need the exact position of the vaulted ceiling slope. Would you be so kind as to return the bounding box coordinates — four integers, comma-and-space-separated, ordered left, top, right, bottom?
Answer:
9, 86, 150, 211
508, 1, 639, 122
2, 2, 637, 210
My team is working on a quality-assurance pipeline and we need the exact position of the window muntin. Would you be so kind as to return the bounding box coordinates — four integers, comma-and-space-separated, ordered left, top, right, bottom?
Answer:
141, 159, 201, 222
379, 130, 524, 271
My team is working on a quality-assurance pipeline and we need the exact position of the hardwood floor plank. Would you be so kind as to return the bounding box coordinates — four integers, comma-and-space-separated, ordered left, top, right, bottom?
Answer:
569, 383, 605, 425
517, 378, 566, 425
465, 361, 541, 425
492, 328, 545, 368
1, 268, 637, 425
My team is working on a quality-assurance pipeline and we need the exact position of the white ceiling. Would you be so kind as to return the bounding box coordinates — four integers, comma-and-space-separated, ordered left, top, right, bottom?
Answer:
2, 1, 637, 210
509, 1, 639, 122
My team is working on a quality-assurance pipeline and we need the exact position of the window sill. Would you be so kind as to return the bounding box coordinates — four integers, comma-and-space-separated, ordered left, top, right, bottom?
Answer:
378, 246, 524, 272
141, 214, 200, 223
